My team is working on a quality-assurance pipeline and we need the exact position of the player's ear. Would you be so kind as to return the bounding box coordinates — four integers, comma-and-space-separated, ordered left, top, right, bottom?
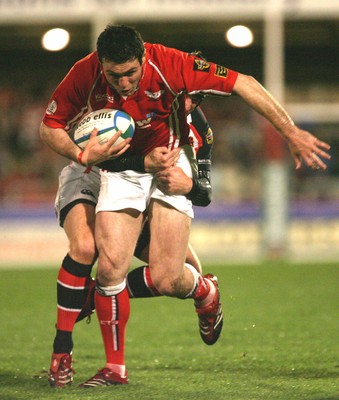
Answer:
141, 50, 146, 65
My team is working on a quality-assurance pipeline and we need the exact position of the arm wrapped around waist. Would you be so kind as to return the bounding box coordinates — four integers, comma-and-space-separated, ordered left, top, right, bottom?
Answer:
98, 155, 145, 172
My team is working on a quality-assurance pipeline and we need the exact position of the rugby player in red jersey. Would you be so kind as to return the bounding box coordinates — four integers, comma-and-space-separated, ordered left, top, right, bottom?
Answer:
41, 24, 330, 388
44, 102, 213, 387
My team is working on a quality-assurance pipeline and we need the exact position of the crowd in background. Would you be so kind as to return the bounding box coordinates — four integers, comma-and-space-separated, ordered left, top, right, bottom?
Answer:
0, 83, 67, 206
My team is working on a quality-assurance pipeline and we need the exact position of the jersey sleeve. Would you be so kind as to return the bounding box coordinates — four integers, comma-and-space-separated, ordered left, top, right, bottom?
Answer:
191, 107, 213, 165
187, 107, 213, 207
183, 53, 238, 97
149, 44, 238, 97
42, 53, 97, 131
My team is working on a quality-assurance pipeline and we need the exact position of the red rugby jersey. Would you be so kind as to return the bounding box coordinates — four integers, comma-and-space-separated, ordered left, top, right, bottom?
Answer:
43, 43, 238, 156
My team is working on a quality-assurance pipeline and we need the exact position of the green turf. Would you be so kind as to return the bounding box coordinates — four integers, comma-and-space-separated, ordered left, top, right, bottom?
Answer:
0, 263, 338, 400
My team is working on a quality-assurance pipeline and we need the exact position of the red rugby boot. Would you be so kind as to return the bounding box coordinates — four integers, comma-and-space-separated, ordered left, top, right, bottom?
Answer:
195, 274, 223, 345
48, 353, 74, 387
79, 367, 128, 387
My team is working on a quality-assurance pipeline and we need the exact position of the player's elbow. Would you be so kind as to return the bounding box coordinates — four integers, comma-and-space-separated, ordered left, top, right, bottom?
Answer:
233, 73, 261, 97
39, 122, 50, 143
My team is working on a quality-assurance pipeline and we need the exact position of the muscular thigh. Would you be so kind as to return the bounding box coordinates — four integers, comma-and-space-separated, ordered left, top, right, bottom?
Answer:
148, 199, 191, 275
95, 209, 144, 285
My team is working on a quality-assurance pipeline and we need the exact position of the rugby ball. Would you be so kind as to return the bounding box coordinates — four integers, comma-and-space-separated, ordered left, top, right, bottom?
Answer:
74, 109, 135, 149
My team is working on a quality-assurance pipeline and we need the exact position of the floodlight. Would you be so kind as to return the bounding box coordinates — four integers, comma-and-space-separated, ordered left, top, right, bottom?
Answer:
226, 25, 253, 48
42, 28, 70, 51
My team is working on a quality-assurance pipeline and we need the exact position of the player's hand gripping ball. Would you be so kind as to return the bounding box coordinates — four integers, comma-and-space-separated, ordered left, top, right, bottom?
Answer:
74, 109, 135, 149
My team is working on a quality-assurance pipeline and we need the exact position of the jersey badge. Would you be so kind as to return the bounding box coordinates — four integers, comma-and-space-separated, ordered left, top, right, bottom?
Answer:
95, 93, 114, 103
193, 59, 210, 73
144, 90, 164, 100
46, 100, 57, 115
136, 117, 152, 129
215, 65, 228, 78
206, 128, 214, 145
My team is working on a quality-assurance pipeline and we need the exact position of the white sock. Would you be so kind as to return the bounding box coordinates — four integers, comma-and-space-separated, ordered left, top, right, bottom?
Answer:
106, 363, 126, 377
183, 263, 200, 298
96, 279, 126, 296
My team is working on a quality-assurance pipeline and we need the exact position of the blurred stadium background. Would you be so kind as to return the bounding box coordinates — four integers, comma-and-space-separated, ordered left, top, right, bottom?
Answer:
0, 0, 338, 266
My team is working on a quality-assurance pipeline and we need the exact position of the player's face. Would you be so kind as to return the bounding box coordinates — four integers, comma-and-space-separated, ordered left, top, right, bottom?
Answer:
102, 57, 145, 97
185, 94, 205, 115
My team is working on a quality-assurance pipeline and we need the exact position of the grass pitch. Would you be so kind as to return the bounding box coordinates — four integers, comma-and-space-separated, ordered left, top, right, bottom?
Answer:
0, 263, 338, 400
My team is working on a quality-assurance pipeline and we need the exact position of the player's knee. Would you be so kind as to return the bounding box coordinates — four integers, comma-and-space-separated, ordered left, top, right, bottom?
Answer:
69, 236, 97, 264
96, 249, 130, 286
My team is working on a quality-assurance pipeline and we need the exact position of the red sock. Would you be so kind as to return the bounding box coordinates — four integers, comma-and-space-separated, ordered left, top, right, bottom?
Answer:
56, 266, 91, 331
193, 276, 215, 307
144, 266, 161, 296
95, 286, 130, 366
193, 276, 209, 300
127, 266, 161, 298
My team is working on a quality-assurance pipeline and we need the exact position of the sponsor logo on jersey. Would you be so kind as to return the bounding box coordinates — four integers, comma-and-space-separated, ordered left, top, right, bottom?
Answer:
135, 118, 152, 129
215, 65, 228, 78
144, 90, 164, 99
46, 99, 57, 115
95, 93, 114, 103
206, 128, 214, 144
193, 59, 210, 72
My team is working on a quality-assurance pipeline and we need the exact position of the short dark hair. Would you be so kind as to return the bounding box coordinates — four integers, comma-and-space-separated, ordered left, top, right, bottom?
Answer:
96, 24, 145, 65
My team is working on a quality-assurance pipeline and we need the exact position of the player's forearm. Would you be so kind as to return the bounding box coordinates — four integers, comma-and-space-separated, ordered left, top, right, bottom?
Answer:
40, 122, 81, 163
233, 73, 296, 139
100, 147, 180, 173
99, 154, 145, 172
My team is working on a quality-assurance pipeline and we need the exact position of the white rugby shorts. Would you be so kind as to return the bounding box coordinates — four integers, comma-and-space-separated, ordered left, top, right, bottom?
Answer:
55, 162, 100, 226
96, 145, 197, 218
